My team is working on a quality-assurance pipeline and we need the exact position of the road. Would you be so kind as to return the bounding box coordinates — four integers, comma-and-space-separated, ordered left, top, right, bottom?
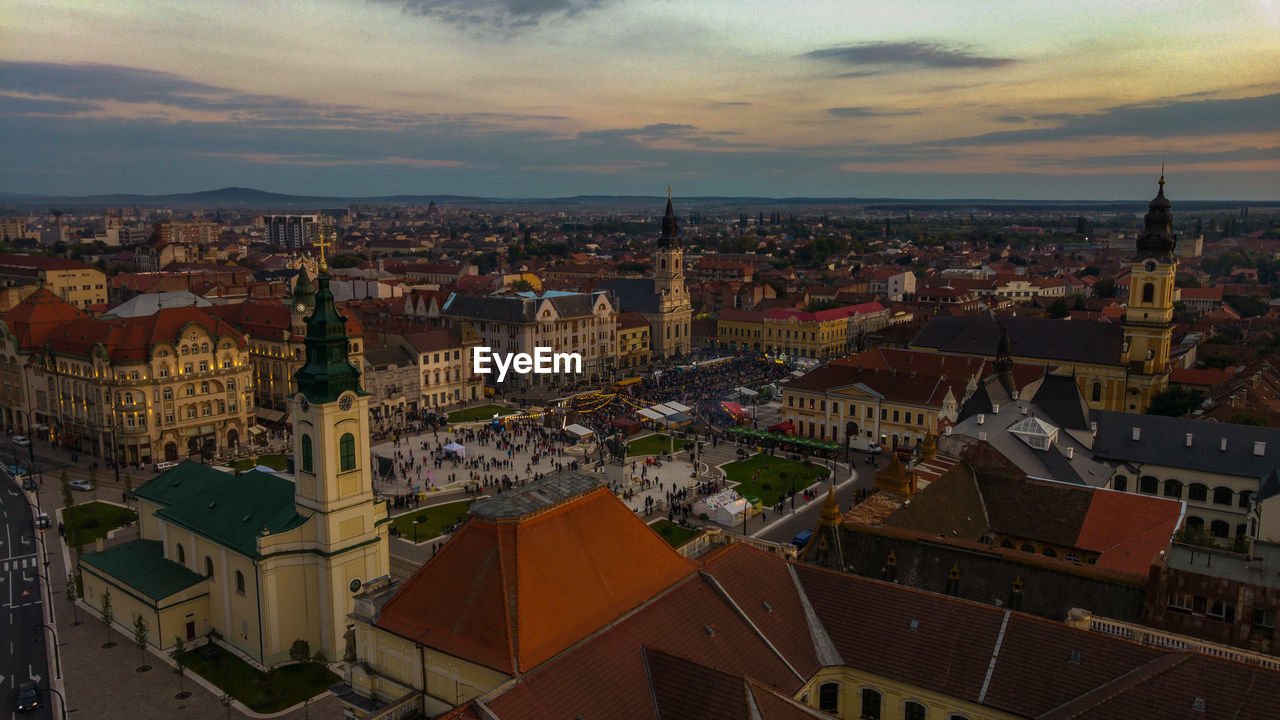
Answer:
0, 469, 55, 720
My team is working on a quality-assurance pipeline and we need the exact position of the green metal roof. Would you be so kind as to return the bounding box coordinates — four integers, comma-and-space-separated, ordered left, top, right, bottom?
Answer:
153, 469, 307, 558
80, 539, 206, 601
133, 460, 236, 507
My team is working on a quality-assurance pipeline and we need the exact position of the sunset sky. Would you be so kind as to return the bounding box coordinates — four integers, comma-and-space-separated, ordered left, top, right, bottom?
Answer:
1, 0, 1277, 199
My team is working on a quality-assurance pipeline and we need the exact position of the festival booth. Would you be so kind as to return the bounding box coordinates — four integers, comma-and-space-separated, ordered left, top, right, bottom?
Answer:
720, 400, 751, 423
767, 420, 795, 435
564, 424, 593, 443
442, 441, 467, 459
692, 489, 750, 527
610, 416, 643, 436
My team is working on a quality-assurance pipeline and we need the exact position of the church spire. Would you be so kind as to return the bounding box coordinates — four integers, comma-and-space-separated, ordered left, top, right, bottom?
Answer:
1137, 172, 1176, 260
293, 264, 362, 403
660, 189, 678, 246
994, 321, 1013, 375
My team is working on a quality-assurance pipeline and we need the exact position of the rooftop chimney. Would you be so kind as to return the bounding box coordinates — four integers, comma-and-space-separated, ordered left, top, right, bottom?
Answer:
993, 403, 1001, 414
1131, 427, 1141, 441
1254, 441, 1266, 456
1066, 447, 1075, 459
1022, 406, 1028, 415
1220, 437, 1228, 452
977, 414, 985, 425
979, 431, 987, 442
1185, 433, 1193, 448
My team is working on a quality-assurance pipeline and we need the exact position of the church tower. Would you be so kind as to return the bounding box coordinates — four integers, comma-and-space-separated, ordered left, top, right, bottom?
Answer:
290, 246, 388, 658
288, 266, 316, 338
1121, 174, 1178, 412
651, 193, 692, 358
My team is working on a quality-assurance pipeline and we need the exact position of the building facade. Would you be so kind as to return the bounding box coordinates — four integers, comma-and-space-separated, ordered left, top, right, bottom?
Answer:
0, 254, 108, 309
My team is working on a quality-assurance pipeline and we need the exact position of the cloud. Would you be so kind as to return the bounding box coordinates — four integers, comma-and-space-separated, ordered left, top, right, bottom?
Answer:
932, 92, 1280, 146
199, 152, 466, 168
827, 106, 921, 118
994, 115, 1026, 123
0, 94, 98, 116
801, 41, 1015, 73
375, 0, 612, 30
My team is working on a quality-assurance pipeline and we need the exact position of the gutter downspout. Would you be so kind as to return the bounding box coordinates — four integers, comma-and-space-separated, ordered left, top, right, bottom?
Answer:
255, 560, 265, 664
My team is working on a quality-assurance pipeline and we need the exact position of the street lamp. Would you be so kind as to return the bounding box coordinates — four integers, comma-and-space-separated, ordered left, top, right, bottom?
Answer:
413, 516, 422, 544
36, 623, 61, 679
41, 686, 69, 720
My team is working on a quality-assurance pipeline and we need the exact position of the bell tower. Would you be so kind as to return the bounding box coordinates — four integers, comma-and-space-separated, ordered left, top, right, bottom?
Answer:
290, 240, 387, 657
1121, 173, 1177, 411
652, 190, 692, 358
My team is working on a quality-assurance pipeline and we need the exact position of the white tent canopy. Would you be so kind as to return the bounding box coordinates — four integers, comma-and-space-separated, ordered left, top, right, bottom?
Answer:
665, 401, 691, 413
650, 403, 680, 417
637, 408, 665, 421
735, 386, 759, 398
443, 441, 467, 458
565, 423, 593, 438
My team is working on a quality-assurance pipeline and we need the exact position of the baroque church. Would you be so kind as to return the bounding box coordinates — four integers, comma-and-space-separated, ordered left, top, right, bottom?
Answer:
78, 250, 389, 666
598, 195, 693, 359
910, 176, 1178, 413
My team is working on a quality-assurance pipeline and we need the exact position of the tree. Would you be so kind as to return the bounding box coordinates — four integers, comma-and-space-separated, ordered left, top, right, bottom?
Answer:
1047, 298, 1070, 318
1226, 412, 1268, 426
221, 692, 234, 719
133, 615, 150, 669
60, 470, 73, 513
101, 587, 114, 645
172, 636, 187, 696
66, 572, 81, 626
289, 638, 311, 663
1145, 387, 1203, 417
1093, 277, 1116, 299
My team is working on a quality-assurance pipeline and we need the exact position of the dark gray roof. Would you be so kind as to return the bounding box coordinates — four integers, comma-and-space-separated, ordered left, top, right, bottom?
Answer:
597, 278, 660, 314
1262, 470, 1280, 501
441, 292, 602, 323
470, 471, 606, 520
958, 374, 1015, 421
365, 345, 414, 367
1029, 374, 1091, 431
911, 317, 1124, 367
1092, 411, 1280, 479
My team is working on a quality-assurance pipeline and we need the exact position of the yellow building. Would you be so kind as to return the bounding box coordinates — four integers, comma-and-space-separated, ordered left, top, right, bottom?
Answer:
0, 254, 107, 309
79, 260, 389, 665
718, 302, 889, 359
616, 311, 651, 369
1119, 175, 1178, 413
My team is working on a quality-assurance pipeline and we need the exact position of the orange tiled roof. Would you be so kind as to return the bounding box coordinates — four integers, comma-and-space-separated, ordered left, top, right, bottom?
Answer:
1076, 490, 1182, 575
0, 287, 87, 349
376, 482, 697, 674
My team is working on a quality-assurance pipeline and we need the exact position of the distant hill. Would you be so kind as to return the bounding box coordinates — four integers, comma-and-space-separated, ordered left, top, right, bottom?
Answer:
0, 186, 1265, 213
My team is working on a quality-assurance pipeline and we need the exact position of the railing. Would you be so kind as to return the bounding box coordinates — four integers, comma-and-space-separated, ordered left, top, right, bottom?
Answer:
364, 691, 421, 720
676, 527, 798, 561
1070, 610, 1280, 671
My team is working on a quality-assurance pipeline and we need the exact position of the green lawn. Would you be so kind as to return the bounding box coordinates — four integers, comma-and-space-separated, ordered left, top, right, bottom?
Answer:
62, 502, 137, 545
179, 642, 338, 713
447, 404, 518, 423
721, 453, 830, 507
232, 454, 288, 472
648, 519, 700, 548
391, 500, 473, 542
627, 434, 689, 457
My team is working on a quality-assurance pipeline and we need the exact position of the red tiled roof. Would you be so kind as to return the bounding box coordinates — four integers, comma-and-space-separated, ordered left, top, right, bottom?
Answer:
0, 287, 87, 349
376, 486, 697, 674
765, 301, 885, 323
1076, 490, 1182, 575
1170, 366, 1235, 388
43, 306, 247, 362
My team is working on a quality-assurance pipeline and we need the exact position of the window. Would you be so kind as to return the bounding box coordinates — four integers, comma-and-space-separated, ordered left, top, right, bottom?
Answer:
1113, 475, 1128, 492
1253, 608, 1276, 630
893, 410, 900, 422
1142, 282, 1154, 303
1210, 520, 1230, 538
1208, 600, 1236, 623
904, 702, 927, 720
1042, 548, 1058, 558
1164, 479, 1183, 499
235, 571, 245, 595
1091, 382, 1102, 402
1189, 483, 1208, 502
205, 557, 214, 579
228, 378, 236, 390
1212, 487, 1233, 506
818, 683, 839, 712
301, 434, 313, 473
859, 688, 881, 720
1239, 490, 1253, 509
1168, 593, 1193, 612
1021, 544, 1035, 553
177, 544, 185, 565
1139, 476, 1159, 494
340, 433, 356, 471
916, 413, 924, 426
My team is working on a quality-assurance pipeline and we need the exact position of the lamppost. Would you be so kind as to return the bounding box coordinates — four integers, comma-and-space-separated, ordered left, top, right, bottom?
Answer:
413, 516, 422, 544
41, 686, 68, 720
36, 623, 61, 678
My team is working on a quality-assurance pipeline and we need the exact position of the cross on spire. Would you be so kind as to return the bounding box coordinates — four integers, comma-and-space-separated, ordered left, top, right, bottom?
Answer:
315, 231, 330, 273
666, 185, 672, 200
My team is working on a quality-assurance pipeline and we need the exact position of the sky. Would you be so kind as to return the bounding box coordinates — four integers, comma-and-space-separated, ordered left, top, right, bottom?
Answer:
1, 0, 1278, 200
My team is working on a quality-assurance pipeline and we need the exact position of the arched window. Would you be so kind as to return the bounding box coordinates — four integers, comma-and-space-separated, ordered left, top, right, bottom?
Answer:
1239, 490, 1253, 509
818, 682, 839, 712
1186, 516, 1204, 531
301, 434, 313, 473
1139, 476, 1159, 494
1113, 475, 1128, 492
1020, 544, 1035, 553
1091, 382, 1102, 402
1213, 487, 1233, 506
177, 543, 185, 565
904, 702, 927, 720
204, 557, 214, 579
1188, 483, 1208, 502
1210, 520, 1230, 538
1163, 479, 1183, 499
235, 570, 245, 595
339, 433, 356, 471
860, 688, 882, 720
1142, 283, 1154, 303
1042, 548, 1058, 558
1000, 539, 1014, 549
1235, 523, 1247, 538
163, 388, 173, 401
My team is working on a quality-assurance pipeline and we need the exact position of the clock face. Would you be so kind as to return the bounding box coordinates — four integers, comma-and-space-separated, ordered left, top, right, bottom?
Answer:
298, 396, 310, 413
295, 302, 306, 313
1144, 260, 1157, 272
339, 394, 354, 411
349, 578, 362, 593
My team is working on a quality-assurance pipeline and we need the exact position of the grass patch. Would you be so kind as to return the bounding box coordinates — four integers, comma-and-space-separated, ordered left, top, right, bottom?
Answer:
62, 502, 137, 545
721, 453, 829, 507
180, 643, 338, 713
649, 519, 700, 548
391, 500, 473, 541
447, 404, 518, 423
232, 454, 288, 472
627, 434, 689, 457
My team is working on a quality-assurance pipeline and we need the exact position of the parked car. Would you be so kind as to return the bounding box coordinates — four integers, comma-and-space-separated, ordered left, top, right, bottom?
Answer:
35, 513, 50, 530
792, 528, 814, 549
11, 435, 30, 447
68, 479, 93, 491
15, 680, 39, 711
154, 461, 178, 473
22, 477, 36, 491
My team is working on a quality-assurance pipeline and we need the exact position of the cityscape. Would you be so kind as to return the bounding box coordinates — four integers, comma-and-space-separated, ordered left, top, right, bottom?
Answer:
2, 2, 1280, 719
